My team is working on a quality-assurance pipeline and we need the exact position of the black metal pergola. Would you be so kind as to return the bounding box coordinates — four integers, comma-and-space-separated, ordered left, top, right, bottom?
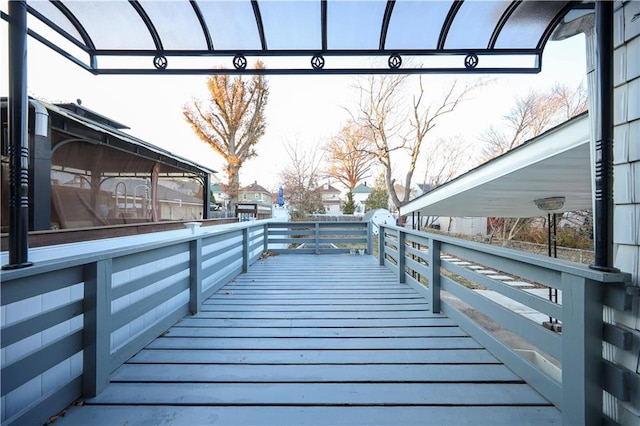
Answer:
2, 0, 615, 271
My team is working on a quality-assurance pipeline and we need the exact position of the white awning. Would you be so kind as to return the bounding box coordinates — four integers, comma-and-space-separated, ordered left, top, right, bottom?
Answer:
400, 113, 591, 218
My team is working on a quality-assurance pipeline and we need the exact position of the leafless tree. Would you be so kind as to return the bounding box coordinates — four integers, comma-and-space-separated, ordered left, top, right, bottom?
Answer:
421, 136, 473, 189
279, 140, 325, 215
481, 82, 588, 243
352, 74, 485, 214
183, 63, 269, 210
480, 82, 587, 161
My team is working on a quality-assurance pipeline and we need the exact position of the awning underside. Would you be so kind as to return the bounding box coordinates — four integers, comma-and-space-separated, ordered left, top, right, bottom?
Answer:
0, 0, 593, 75
400, 113, 592, 218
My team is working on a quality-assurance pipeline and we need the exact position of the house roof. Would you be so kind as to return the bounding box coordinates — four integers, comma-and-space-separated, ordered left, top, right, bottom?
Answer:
353, 183, 372, 194
400, 112, 591, 218
4, 98, 216, 177
241, 181, 270, 194
2, 1, 593, 75
317, 184, 341, 194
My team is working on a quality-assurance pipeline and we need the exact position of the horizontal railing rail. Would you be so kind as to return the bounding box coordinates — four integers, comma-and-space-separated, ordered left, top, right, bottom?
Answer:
0, 221, 267, 426
265, 221, 372, 255
378, 224, 633, 425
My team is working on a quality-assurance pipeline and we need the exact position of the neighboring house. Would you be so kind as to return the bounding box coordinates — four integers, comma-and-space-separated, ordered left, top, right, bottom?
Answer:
210, 182, 230, 210
161, 178, 202, 196
239, 181, 272, 207
238, 181, 273, 219
317, 183, 342, 214
415, 183, 434, 197
352, 182, 372, 214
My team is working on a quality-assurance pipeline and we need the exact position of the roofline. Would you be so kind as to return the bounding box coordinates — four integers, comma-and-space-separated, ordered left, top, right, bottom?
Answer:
1, 97, 217, 176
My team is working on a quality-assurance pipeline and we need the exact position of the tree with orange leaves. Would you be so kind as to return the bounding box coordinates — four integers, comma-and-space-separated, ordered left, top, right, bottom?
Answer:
183, 64, 269, 210
323, 120, 376, 191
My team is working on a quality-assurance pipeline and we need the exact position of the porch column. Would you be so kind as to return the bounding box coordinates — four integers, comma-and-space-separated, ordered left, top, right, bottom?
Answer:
590, 0, 617, 272
3, 0, 31, 269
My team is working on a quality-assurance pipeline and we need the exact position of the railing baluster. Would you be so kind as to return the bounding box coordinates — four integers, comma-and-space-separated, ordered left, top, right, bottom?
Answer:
189, 238, 203, 314
242, 227, 249, 273
366, 221, 372, 255
427, 238, 441, 313
263, 223, 269, 253
398, 230, 406, 283
379, 225, 385, 266
561, 273, 603, 425
314, 223, 320, 254
82, 259, 112, 398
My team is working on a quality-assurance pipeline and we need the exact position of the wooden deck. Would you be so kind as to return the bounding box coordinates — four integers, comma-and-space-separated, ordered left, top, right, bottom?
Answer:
58, 254, 561, 425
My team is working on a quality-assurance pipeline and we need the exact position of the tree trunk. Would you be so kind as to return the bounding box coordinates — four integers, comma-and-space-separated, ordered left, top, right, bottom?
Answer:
227, 163, 241, 213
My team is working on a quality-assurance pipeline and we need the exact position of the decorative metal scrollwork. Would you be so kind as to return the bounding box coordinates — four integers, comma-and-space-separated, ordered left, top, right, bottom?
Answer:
153, 55, 168, 70
388, 54, 402, 69
233, 55, 247, 70
311, 54, 325, 70
464, 53, 478, 69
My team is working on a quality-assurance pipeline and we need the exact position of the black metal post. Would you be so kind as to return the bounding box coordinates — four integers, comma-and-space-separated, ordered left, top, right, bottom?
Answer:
590, 0, 617, 272
547, 213, 553, 323
547, 213, 552, 257
552, 213, 557, 259
203, 173, 211, 219
3, 0, 32, 269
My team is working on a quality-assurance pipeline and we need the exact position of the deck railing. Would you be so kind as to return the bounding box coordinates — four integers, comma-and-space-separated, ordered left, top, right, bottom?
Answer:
378, 224, 633, 425
266, 221, 372, 255
1, 220, 634, 425
0, 221, 267, 426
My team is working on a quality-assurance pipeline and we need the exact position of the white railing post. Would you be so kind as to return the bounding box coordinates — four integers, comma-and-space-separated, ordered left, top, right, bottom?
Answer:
189, 238, 203, 314
398, 229, 406, 283
427, 238, 441, 313
314, 223, 320, 255
561, 273, 603, 425
82, 259, 112, 397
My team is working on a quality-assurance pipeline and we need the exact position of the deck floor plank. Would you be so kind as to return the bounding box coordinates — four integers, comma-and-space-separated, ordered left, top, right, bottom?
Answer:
57, 254, 560, 425
174, 317, 458, 327
55, 405, 561, 425
129, 348, 498, 364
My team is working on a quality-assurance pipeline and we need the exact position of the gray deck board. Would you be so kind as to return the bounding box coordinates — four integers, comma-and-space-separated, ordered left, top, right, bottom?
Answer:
163, 326, 466, 338
55, 406, 561, 425
89, 382, 549, 405
57, 254, 560, 425
147, 336, 481, 350
174, 317, 457, 327
112, 363, 522, 382
129, 348, 498, 364
193, 310, 439, 319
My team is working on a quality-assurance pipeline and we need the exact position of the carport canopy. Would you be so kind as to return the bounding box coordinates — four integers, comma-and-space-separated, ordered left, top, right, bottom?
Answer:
400, 113, 592, 218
